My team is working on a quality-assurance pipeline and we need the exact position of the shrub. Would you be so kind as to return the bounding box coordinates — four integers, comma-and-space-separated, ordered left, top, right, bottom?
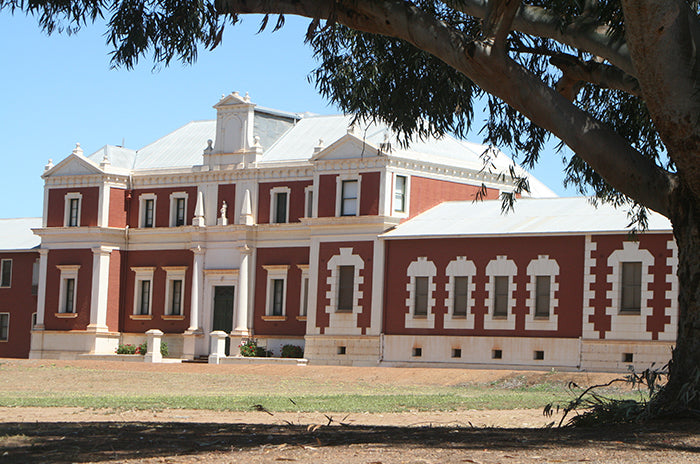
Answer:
240, 339, 272, 357
116, 340, 168, 356
160, 342, 169, 357
116, 343, 137, 355
281, 344, 304, 358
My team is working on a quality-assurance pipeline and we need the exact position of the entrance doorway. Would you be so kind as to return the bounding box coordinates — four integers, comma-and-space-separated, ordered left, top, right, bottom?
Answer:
212, 286, 235, 355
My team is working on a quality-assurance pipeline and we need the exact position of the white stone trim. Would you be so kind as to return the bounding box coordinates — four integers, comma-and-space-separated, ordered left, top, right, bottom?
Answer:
164, 266, 188, 316
169, 192, 189, 227
138, 193, 157, 228
443, 257, 476, 329
63, 192, 82, 227
88, 247, 112, 331
605, 242, 654, 340
582, 235, 598, 338
269, 186, 291, 224
660, 239, 678, 341
263, 264, 289, 316
304, 186, 314, 218
56, 264, 80, 314
484, 256, 517, 330
131, 266, 155, 315
525, 255, 560, 331
404, 257, 437, 329
297, 264, 310, 317
0, 259, 12, 288
335, 175, 361, 217
325, 247, 364, 335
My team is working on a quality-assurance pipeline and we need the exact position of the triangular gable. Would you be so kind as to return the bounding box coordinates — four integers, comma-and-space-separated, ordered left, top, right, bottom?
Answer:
213, 91, 253, 109
311, 133, 386, 161
42, 153, 102, 178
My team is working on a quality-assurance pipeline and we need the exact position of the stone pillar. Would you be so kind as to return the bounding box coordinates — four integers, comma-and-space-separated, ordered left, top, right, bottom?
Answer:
88, 246, 111, 332
208, 330, 228, 364
233, 244, 252, 336
144, 329, 163, 363
188, 245, 205, 332
34, 248, 49, 329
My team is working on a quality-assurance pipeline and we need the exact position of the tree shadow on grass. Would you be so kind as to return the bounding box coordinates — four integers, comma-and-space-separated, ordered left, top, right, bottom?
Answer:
0, 420, 698, 463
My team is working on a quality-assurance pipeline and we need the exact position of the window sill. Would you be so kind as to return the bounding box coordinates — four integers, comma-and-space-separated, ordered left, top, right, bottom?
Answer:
161, 315, 185, 321
130, 315, 153, 320
618, 311, 641, 316
335, 309, 353, 314
55, 312, 78, 318
412, 314, 428, 319
296, 316, 307, 321
491, 315, 508, 320
533, 315, 551, 320
450, 314, 467, 319
262, 316, 287, 321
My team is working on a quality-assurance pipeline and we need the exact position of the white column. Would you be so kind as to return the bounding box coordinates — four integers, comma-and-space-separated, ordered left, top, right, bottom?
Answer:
208, 330, 228, 364
88, 246, 111, 331
144, 329, 163, 363
188, 245, 205, 332
234, 244, 252, 335
35, 249, 49, 329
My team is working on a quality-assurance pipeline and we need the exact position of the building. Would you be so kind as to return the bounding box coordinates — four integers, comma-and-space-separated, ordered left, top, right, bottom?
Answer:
2, 92, 677, 371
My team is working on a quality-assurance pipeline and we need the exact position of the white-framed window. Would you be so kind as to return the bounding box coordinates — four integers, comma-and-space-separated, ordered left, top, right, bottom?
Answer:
484, 256, 517, 330
394, 174, 408, 213
0, 313, 9, 341
297, 264, 310, 318
324, 248, 364, 335
263, 265, 289, 317
56, 264, 80, 314
405, 257, 437, 329
169, 192, 188, 227
444, 257, 476, 329
31, 258, 39, 295
336, 176, 361, 217
139, 194, 157, 228
525, 255, 560, 331
605, 241, 654, 339
269, 187, 291, 224
32, 312, 37, 329
63, 192, 82, 227
163, 266, 187, 316
0, 259, 12, 288
304, 186, 314, 218
131, 267, 155, 316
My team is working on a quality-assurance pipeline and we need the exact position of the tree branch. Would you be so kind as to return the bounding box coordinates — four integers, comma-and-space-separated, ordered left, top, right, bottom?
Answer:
483, 0, 521, 53
447, 0, 635, 76
214, 0, 674, 215
549, 54, 642, 99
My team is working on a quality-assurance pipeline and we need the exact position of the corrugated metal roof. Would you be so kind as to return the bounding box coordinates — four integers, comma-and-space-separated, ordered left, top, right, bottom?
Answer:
87, 145, 138, 170
382, 197, 672, 238
0, 218, 42, 250
134, 120, 214, 169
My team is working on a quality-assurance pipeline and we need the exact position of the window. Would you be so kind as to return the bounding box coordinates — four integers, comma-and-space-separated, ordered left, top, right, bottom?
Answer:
0, 259, 12, 288
263, 265, 289, 318
0, 314, 8, 341
164, 266, 187, 317
56, 265, 80, 314
304, 187, 314, 218
394, 175, 407, 213
341, 180, 358, 216
621, 261, 642, 314
131, 267, 155, 317
31, 258, 39, 295
493, 276, 509, 318
453, 277, 469, 317
170, 192, 188, 227
337, 265, 355, 311
301, 277, 309, 317
414, 276, 429, 317
535, 276, 551, 317
63, 192, 82, 227
269, 187, 291, 224
139, 194, 157, 228
64, 278, 76, 313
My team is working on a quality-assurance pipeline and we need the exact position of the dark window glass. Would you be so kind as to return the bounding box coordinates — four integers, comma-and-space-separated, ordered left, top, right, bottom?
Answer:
171, 280, 182, 315
175, 198, 185, 226
621, 262, 642, 313
494, 276, 509, 317
337, 266, 354, 311
535, 276, 551, 317
64, 278, 75, 313
341, 180, 358, 216
139, 280, 151, 315
306, 190, 314, 218
301, 277, 309, 316
0, 260, 11, 287
0, 314, 8, 341
414, 276, 429, 316
144, 199, 154, 228
453, 276, 469, 317
394, 175, 406, 212
68, 198, 80, 227
271, 279, 284, 315
275, 192, 288, 223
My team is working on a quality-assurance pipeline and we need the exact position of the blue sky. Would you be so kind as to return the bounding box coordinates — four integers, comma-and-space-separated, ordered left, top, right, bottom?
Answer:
0, 11, 575, 219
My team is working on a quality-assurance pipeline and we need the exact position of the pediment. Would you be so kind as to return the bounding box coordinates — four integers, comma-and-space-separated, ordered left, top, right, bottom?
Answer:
43, 154, 102, 178
311, 133, 385, 161
213, 91, 253, 109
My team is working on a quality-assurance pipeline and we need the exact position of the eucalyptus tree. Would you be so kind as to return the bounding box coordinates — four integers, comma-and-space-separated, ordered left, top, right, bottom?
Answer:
3, 0, 698, 415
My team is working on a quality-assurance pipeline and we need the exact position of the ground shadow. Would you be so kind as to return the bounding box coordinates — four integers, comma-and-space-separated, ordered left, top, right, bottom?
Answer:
1, 419, 698, 463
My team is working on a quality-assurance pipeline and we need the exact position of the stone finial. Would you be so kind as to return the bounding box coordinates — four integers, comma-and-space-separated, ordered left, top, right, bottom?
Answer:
204, 139, 214, 154
217, 201, 228, 226
244, 92, 251, 103
240, 189, 255, 226
192, 190, 206, 227
72, 143, 83, 157
44, 159, 54, 172
313, 138, 325, 154
100, 153, 110, 169
253, 135, 261, 147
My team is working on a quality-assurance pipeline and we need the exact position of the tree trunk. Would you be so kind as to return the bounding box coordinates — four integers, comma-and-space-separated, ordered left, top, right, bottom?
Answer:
662, 181, 700, 413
